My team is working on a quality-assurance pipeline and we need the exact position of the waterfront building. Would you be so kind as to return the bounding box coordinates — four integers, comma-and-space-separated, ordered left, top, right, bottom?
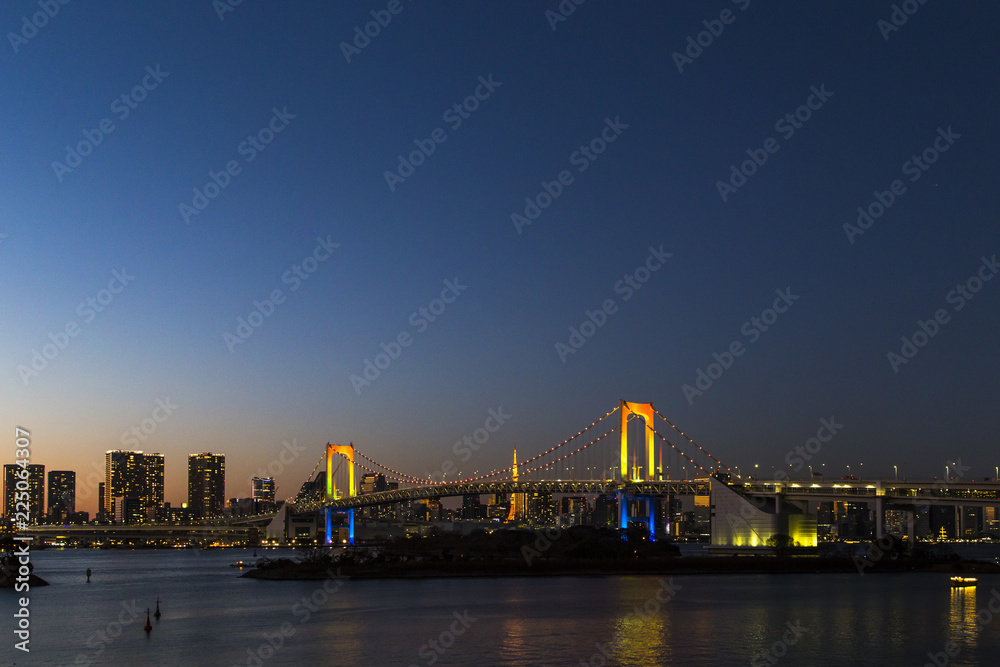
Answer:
142, 453, 165, 520
188, 453, 226, 518
47, 470, 76, 521
105, 450, 145, 520
3, 463, 45, 525
251, 477, 276, 503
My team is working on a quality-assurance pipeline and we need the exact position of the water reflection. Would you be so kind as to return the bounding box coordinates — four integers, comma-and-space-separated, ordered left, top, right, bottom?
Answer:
609, 578, 674, 666
949, 586, 979, 650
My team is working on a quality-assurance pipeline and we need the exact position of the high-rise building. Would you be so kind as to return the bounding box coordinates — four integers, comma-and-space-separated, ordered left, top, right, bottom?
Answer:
462, 494, 486, 520
47, 470, 76, 520
3, 465, 18, 520
251, 477, 276, 503
105, 450, 145, 519
188, 453, 226, 518
3, 464, 45, 525
526, 490, 555, 525
359, 473, 387, 495
359, 473, 388, 518
594, 494, 618, 528
105, 450, 164, 523
114, 496, 145, 525
97, 482, 107, 520
142, 453, 165, 518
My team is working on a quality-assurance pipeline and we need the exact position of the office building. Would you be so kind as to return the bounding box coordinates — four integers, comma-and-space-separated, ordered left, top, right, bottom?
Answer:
142, 453, 165, 518
105, 450, 146, 519
47, 470, 76, 520
4, 464, 45, 525
251, 477, 276, 503
188, 453, 226, 518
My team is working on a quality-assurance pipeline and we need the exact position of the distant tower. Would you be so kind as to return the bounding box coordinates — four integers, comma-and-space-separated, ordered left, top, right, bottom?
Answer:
507, 445, 524, 522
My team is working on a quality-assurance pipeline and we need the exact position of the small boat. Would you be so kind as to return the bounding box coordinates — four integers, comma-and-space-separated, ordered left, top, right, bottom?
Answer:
950, 576, 977, 587
229, 560, 248, 568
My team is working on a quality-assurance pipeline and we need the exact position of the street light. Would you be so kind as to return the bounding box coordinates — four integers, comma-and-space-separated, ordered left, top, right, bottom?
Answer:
894, 465, 898, 480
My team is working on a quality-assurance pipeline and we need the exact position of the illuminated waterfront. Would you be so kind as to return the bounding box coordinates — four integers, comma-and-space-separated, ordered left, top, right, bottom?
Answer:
3, 547, 1000, 666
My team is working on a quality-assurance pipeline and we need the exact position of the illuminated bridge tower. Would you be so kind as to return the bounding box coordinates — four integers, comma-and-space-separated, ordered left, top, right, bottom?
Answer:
324, 443, 355, 546
618, 400, 658, 540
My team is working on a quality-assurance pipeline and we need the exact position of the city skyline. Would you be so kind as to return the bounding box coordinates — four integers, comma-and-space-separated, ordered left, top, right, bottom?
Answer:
3, 2, 999, 516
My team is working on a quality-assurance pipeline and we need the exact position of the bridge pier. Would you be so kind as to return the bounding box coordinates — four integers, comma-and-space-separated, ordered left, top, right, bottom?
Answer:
323, 507, 355, 546
618, 491, 656, 541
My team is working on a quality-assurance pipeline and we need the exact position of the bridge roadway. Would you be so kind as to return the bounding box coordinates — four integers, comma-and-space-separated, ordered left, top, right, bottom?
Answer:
733, 478, 1000, 507
306, 479, 710, 512
306, 477, 1000, 512
21, 516, 276, 542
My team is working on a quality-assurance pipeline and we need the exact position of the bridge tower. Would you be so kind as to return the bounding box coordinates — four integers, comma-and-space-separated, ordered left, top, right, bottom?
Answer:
618, 400, 658, 540
325, 443, 355, 545
620, 400, 656, 482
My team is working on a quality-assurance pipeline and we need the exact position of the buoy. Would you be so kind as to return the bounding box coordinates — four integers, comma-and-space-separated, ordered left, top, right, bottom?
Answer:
154, 597, 161, 619
86, 568, 91, 583
144, 609, 152, 633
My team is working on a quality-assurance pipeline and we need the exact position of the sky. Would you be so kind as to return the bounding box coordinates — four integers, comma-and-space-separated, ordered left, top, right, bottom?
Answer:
2, 1, 998, 515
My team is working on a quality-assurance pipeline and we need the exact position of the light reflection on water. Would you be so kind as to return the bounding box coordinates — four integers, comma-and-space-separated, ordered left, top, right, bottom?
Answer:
950, 587, 980, 650
3, 547, 1000, 666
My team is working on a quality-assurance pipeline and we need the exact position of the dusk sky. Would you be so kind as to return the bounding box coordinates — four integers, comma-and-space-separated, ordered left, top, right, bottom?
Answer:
2, 1, 998, 513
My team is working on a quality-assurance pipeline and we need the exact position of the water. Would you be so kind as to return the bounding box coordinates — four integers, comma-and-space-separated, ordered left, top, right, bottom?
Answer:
4, 547, 1000, 666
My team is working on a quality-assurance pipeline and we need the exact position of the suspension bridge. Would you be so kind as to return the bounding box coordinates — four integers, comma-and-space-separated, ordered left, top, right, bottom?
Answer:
275, 399, 1000, 549
285, 400, 729, 544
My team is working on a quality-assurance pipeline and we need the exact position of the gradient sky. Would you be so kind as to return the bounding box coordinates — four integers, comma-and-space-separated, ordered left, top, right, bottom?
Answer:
2, 1, 998, 514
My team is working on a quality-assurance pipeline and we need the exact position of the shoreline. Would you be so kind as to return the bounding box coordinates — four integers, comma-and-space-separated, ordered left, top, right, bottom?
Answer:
241, 555, 1000, 581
